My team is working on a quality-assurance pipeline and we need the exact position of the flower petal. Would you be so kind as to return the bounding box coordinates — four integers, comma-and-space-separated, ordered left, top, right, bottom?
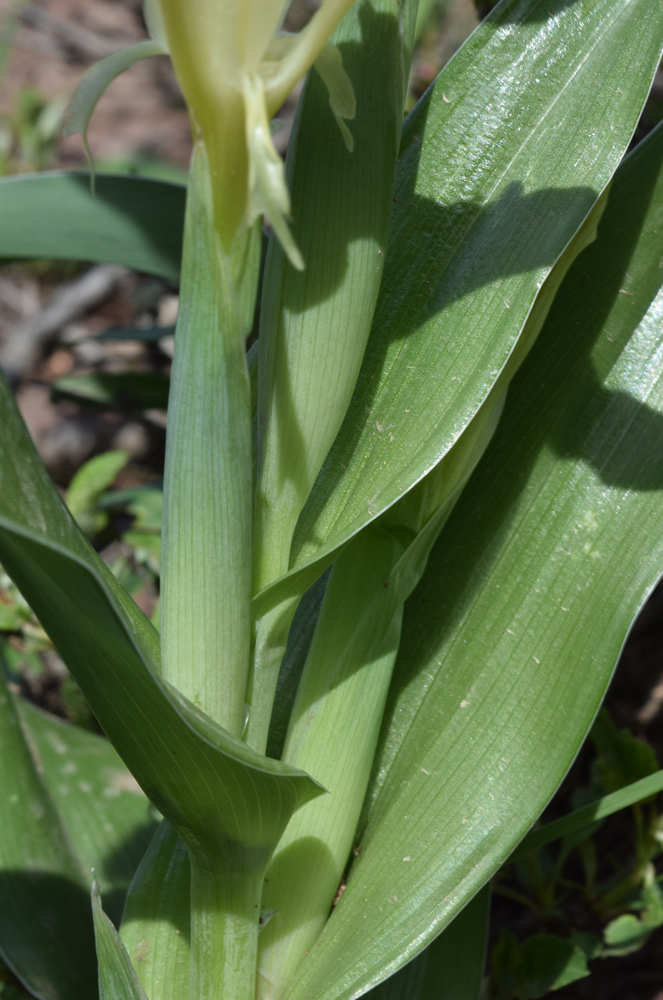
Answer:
243, 73, 304, 271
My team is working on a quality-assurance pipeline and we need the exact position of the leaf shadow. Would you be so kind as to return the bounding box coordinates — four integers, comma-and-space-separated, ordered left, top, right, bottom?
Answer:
277, 7, 600, 525
0, 870, 97, 999
366, 124, 663, 830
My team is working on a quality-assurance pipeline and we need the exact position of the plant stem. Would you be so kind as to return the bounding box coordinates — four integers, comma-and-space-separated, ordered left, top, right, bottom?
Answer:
257, 526, 406, 997
190, 863, 262, 1000
160, 140, 260, 736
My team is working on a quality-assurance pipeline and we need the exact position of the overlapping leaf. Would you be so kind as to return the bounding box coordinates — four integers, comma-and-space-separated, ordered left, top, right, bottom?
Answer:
120, 823, 191, 999
366, 886, 490, 1000
283, 99, 663, 1000
255, 0, 417, 582
0, 370, 323, 880
254, 0, 663, 622
92, 881, 149, 1000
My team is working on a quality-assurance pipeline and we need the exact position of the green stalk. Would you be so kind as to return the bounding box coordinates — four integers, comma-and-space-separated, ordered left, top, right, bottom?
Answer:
160, 141, 260, 736
257, 526, 406, 999
190, 863, 263, 1000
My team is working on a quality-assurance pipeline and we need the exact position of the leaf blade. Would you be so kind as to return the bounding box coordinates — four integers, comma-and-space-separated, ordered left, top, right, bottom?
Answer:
283, 102, 663, 1000
0, 173, 184, 280
285, 0, 663, 584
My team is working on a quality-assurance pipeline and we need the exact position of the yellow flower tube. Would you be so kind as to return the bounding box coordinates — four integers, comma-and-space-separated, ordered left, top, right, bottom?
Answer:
156, 0, 357, 267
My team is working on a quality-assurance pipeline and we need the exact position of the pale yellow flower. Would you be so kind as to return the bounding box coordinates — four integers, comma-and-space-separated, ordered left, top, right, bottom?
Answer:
65, 0, 357, 269
151, 0, 357, 267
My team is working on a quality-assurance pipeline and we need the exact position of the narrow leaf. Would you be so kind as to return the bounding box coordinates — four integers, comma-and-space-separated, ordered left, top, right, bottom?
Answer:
64, 41, 166, 172
514, 769, 663, 861
92, 879, 148, 1000
52, 372, 170, 411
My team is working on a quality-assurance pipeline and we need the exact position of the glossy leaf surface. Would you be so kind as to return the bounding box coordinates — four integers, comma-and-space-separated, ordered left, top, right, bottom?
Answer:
269, 0, 663, 600
283, 105, 663, 1000
366, 886, 490, 1000
0, 173, 184, 280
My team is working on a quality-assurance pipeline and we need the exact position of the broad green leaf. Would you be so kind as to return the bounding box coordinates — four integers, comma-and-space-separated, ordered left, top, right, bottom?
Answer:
0, 672, 96, 1000
63, 41, 166, 169
367, 886, 490, 1000
603, 874, 663, 955
121, 823, 191, 999
14, 698, 158, 926
52, 373, 170, 411
0, 173, 184, 280
255, 0, 663, 617
282, 99, 663, 1000
92, 880, 148, 1000
0, 363, 323, 882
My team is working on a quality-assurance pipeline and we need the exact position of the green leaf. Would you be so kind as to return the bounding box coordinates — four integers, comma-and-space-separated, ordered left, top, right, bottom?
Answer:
159, 144, 261, 739
492, 933, 590, 1000
63, 42, 166, 172
261, 0, 663, 611
367, 886, 490, 1000
14, 697, 158, 926
0, 365, 324, 883
0, 173, 184, 280
590, 709, 659, 794
282, 88, 663, 1000
52, 373, 170, 411
603, 872, 663, 956
120, 823, 191, 1000
266, 569, 329, 760
66, 450, 130, 536
254, 0, 418, 589
92, 879, 148, 1000
0, 672, 97, 1000
514, 768, 663, 860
